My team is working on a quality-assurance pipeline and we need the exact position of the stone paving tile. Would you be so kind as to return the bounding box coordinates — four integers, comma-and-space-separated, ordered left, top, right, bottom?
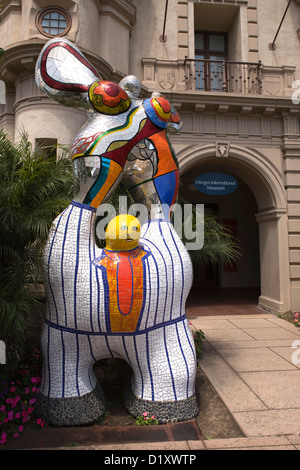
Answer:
269, 346, 300, 368
190, 314, 271, 321
232, 409, 300, 437
214, 445, 296, 450
210, 339, 297, 350
190, 313, 300, 336
265, 317, 300, 335
202, 328, 255, 343
91, 441, 193, 451
239, 371, 300, 409
286, 434, 300, 445
194, 435, 294, 450
200, 349, 267, 413
188, 318, 236, 330
217, 347, 297, 372
53, 437, 299, 451
243, 327, 299, 341
42, 441, 199, 451
228, 318, 279, 329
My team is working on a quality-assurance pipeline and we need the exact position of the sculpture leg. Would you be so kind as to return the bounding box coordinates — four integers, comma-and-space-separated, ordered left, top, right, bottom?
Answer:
35, 322, 106, 426
123, 318, 198, 423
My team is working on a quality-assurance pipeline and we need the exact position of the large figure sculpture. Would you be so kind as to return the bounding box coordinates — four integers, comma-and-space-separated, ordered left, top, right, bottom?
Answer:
35, 38, 197, 426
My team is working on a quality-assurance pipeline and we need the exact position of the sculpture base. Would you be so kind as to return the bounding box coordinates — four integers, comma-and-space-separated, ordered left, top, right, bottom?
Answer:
35, 383, 106, 427
123, 382, 198, 424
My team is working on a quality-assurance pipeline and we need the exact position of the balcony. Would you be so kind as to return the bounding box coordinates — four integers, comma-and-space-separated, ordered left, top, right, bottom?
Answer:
141, 57, 296, 99
184, 58, 262, 95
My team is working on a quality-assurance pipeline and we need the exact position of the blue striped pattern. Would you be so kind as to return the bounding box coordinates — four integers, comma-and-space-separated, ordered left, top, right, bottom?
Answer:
41, 203, 196, 402
40, 316, 196, 401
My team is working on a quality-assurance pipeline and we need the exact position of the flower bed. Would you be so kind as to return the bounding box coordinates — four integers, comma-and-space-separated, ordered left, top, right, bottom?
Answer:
279, 311, 300, 328
0, 346, 45, 446
135, 412, 159, 426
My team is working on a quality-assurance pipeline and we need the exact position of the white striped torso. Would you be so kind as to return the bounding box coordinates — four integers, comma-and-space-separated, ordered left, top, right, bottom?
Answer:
138, 219, 193, 329
44, 202, 193, 334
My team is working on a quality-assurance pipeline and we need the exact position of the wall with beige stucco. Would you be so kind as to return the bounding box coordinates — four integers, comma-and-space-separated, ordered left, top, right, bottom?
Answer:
257, 0, 300, 78
14, 101, 86, 146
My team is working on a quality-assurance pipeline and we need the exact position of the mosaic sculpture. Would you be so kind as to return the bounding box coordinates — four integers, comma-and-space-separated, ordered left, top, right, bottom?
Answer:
34, 38, 198, 426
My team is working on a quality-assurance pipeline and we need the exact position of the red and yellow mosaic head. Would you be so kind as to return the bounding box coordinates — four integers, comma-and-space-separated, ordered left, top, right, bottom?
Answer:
89, 80, 131, 115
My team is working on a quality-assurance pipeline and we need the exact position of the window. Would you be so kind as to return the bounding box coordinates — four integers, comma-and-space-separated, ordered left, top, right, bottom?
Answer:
195, 32, 228, 60
195, 31, 228, 91
36, 7, 71, 38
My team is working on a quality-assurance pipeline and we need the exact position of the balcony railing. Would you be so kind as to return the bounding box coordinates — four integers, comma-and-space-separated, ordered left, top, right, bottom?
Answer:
184, 58, 263, 95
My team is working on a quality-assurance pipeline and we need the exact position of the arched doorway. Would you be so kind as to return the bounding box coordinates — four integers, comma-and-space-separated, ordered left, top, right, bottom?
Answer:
178, 144, 290, 314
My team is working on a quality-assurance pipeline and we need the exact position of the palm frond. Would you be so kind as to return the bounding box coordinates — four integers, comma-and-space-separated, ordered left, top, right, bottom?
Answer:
175, 197, 242, 268
0, 130, 73, 345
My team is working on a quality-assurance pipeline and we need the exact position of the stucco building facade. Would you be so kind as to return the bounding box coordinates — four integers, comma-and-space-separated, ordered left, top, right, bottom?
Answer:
0, 0, 300, 314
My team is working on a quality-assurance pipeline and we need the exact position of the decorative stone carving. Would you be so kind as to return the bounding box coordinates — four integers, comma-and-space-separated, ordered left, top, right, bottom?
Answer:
158, 70, 176, 90
263, 75, 281, 96
216, 142, 230, 158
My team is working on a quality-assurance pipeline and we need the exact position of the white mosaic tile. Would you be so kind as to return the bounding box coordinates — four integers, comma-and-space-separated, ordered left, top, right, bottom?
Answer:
35, 37, 194, 425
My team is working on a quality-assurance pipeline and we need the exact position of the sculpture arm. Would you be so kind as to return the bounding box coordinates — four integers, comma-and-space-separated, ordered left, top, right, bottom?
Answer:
35, 37, 100, 111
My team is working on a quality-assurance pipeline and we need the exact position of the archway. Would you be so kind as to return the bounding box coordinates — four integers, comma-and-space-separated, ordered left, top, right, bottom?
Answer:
177, 144, 290, 314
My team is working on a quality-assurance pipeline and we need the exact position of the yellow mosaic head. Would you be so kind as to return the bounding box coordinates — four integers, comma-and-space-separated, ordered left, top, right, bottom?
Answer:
105, 214, 141, 251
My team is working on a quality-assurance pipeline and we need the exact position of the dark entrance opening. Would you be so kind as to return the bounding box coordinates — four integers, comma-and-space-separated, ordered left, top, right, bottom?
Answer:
180, 164, 261, 314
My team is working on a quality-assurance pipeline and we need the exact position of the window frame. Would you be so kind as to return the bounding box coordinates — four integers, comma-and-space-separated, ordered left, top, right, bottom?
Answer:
195, 31, 228, 60
36, 7, 71, 38
194, 31, 229, 92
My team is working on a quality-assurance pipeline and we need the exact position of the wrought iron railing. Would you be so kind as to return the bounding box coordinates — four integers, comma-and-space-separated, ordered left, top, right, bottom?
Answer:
184, 58, 263, 95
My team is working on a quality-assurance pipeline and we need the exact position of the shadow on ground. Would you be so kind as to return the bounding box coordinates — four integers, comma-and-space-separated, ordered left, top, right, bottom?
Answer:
94, 358, 243, 439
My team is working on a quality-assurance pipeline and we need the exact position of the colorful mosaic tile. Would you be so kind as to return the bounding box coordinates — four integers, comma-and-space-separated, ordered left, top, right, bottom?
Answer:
35, 37, 197, 426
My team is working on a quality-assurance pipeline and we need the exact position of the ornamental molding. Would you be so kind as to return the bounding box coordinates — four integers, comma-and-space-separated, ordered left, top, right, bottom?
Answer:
98, 0, 136, 28
33, 0, 76, 10
1, 0, 21, 21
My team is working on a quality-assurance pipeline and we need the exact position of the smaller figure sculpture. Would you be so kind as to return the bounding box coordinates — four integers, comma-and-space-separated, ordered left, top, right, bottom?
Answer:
93, 215, 149, 333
